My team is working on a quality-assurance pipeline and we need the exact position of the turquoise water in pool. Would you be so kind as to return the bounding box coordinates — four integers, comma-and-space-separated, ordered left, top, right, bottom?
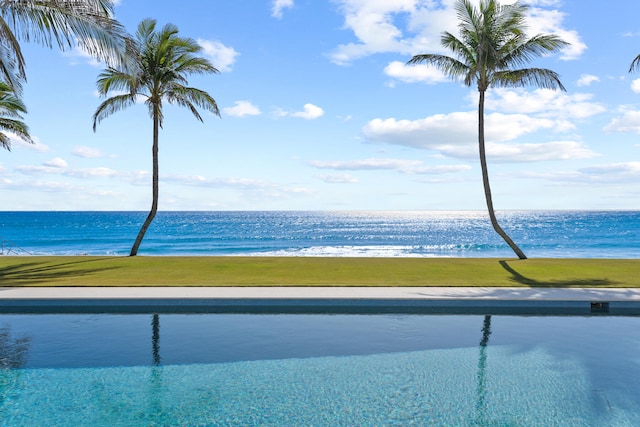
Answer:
1, 313, 640, 426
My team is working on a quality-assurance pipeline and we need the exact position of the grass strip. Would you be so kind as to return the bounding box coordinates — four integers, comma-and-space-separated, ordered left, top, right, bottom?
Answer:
0, 256, 638, 287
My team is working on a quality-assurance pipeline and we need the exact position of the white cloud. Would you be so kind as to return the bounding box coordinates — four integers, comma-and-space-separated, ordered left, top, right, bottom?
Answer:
62, 45, 102, 67
68, 167, 120, 179
526, 7, 586, 60
8, 134, 50, 152
9, 164, 224, 201
165, 175, 269, 189
330, 0, 583, 65
525, 0, 562, 5
363, 112, 598, 162
16, 163, 121, 179
384, 61, 447, 84
315, 173, 359, 184
13, 156, 133, 183
484, 88, 606, 119
293, 104, 324, 119
309, 158, 472, 174
580, 161, 640, 173
198, 39, 239, 72
272, 0, 294, 18
329, 0, 416, 65
277, 103, 325, 120
163, 174, 312, 199
576, 74, 600, 87
223, 100, 261, 117
484, 140, 597, 162
603, 109, 640, 134
27, 181, 82, 192
310, 158, 423, 171
632, 78, 640, 94
529, 162, 640, 184
412, 164, 473, 174
44, 157, 68, 168
73, 146, 110, 158
0, 177, 122, 199
364, 111, 555, 147
15, 165, 63, 175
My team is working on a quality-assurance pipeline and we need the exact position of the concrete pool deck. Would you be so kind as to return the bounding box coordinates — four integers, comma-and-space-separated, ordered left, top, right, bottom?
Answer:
1, 286, 640, 315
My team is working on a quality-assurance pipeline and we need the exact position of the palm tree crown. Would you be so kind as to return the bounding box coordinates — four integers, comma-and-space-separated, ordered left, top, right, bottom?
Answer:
0, 81, 31, 151
93, 18, 220, 256
93, 19, 219, 131
408, 0, 568, 92
408, 0, 569, 259
0, 0, 128, 93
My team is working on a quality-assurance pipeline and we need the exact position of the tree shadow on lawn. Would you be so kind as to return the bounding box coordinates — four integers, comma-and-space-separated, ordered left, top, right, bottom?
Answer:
0, 258, 120, 287
499, 260, 619, 287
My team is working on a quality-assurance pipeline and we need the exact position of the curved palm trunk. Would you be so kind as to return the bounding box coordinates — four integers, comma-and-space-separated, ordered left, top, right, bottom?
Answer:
130, 105, 160, 256
478, 91, 527, 260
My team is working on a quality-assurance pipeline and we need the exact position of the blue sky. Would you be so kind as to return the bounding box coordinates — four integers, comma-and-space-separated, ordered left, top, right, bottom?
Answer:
1, 0, 640, 211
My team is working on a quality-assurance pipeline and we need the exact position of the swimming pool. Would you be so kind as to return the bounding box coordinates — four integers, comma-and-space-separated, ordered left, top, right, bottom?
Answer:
1, 312, 639, 426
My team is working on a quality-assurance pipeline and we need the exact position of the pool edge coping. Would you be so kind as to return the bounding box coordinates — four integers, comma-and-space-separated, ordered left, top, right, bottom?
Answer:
1, 287, 640, 315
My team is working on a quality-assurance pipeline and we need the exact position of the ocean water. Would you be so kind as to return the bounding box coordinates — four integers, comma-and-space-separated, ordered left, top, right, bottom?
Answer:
0, 210, 638, 258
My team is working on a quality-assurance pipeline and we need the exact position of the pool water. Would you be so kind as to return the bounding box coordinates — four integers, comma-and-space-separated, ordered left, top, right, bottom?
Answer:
1, 313, 639, 426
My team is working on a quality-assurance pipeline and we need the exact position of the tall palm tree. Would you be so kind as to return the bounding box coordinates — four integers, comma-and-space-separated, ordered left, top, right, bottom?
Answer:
0, 0, 128, 93
0, 81, 31, 150
93, 19, 220, 256
407, 0, 569, 259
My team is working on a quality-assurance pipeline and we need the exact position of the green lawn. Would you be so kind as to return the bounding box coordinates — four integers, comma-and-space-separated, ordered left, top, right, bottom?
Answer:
0, 256, 638, 287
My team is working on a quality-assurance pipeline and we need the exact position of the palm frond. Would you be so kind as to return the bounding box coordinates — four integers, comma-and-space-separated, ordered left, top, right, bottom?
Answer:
407, 53, 471, 83
0, 51, 23, 95
95, 67, 137, 96
0, 133, 8, 150
174, 56, 219, 75
92, 93, 137, 130
492, 0, 527, 42
167, 86, 220, 119
456, 0, 481, 45
501, 34, 569, 68
0, 81, 31, 150
0, 96, 27, 119
630, 54, 640, 73
441, 31, 477, 67
493, 68, 566, 91
2, 0, 128, 66
0, 17, 26, 89
0, 117, 32, 147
